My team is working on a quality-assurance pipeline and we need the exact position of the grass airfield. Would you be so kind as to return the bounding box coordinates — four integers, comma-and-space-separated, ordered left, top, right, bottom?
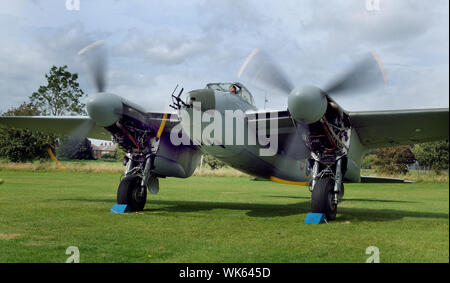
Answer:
0, 170, 448, 263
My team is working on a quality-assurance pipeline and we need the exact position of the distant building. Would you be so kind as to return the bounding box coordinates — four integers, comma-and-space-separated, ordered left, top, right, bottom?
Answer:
91, 142, 116, 159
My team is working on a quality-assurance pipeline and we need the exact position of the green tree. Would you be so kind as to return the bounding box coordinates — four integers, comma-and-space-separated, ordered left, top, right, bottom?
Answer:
373, 146, 415, 175
29, 65, 86, 116
3, 102, 39, 116
411, 141, 449, 174
1, 65, 87, 162
0, 103, 56, 162
56, 136, 94, 160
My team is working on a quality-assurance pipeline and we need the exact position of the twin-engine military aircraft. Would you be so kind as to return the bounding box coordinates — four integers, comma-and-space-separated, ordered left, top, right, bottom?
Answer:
1, 44, 448, 221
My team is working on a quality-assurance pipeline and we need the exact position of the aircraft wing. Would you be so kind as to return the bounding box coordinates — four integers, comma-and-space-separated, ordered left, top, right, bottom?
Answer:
0, 116, 111, 140
0, 111, 181, 141
348, 108, 449, 149
246, 108, 449, 155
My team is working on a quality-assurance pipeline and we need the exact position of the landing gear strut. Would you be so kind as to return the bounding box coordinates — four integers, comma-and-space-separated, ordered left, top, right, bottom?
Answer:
305, 101, 351, 221
114, 122, 163, 211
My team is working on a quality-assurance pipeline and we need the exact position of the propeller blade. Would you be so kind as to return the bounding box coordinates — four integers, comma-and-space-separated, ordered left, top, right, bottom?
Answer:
323, 51, 388, 96
238, 48, 294, 95
65, 119, 96, 160
48, 120, 96, 165
78, 40, 107, 93
68, 119, 96, 138
47, 148, 67, 171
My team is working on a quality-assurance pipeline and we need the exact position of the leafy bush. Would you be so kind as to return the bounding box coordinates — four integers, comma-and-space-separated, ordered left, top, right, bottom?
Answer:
411, 141, 449, 175
101, 153, 117, 161
0, 127, 56, 163
373, 146, 415, 175
202, 154, 226, 170
361, 154, 377, 169
0, 103, 56, 162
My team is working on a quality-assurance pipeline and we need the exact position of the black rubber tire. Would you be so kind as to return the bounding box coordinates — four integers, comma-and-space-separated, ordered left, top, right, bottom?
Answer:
117, 175, 147, 212
311, 178, 337, 221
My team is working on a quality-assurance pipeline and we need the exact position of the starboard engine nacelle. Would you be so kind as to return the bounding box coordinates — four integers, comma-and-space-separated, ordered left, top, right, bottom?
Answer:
287, 85, 328, 124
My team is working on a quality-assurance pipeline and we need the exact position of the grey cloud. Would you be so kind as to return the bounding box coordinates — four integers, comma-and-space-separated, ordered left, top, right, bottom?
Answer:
0, 0, 448, 114
116, 28, 217, 66
0, 20, 104, 112
303, 0, 440, 44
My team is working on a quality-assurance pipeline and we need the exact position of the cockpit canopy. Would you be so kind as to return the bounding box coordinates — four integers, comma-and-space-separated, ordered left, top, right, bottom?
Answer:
206, 82, 255, 105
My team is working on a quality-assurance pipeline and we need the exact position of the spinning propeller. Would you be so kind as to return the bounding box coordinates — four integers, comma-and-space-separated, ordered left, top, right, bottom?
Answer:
238, 48, 387, 122
237, 48, 388, 171
66, 41, 168, 150
78, 40, 108, 93
61, 40, 114, 141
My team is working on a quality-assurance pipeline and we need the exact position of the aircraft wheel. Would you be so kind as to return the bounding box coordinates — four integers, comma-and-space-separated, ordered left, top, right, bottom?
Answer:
311, 178, 337, 221
117, 175, 147, 211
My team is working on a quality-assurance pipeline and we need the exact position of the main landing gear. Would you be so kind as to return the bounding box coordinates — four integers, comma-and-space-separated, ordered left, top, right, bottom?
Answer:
115, 130, 162, 212
306, 102, 351, 221
117, 152, 161, 212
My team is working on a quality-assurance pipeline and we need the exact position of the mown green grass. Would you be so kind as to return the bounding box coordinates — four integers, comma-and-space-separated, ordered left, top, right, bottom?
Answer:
0, 170, 448, 263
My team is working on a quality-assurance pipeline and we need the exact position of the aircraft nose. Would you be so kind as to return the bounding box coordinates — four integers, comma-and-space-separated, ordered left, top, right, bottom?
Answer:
87, 93, 123, 127
187, 89, 215, 112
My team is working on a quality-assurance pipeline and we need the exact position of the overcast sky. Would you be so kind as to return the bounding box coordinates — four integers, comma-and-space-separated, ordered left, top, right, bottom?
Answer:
1, 0, 448, 114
